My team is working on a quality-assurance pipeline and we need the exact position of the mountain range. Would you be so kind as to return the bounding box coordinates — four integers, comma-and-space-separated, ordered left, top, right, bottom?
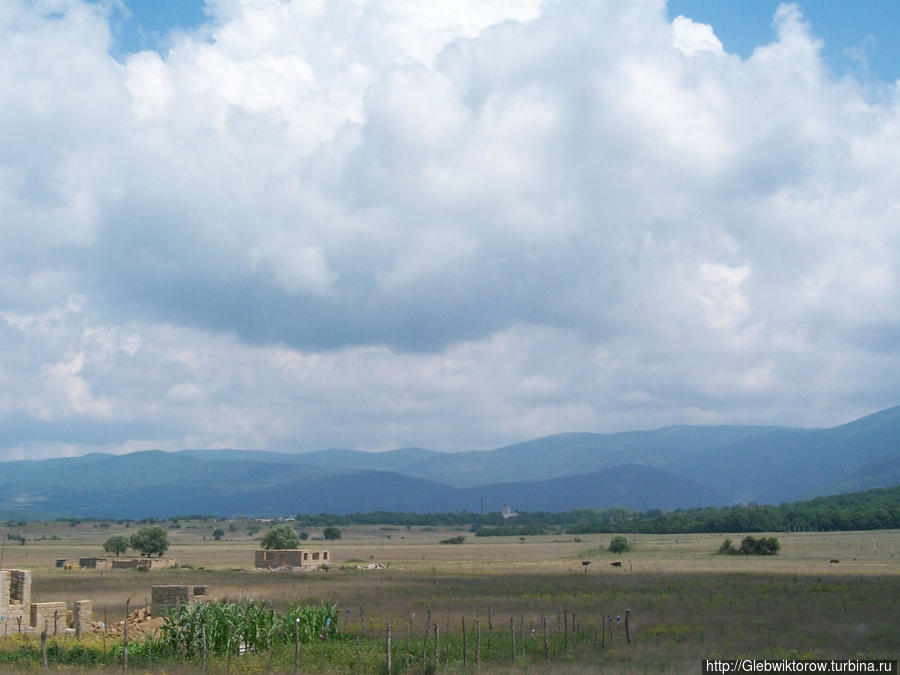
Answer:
2, 406, 899, 519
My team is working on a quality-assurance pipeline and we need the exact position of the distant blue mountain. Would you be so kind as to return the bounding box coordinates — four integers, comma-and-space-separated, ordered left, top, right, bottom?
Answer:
1, 405, 897, 518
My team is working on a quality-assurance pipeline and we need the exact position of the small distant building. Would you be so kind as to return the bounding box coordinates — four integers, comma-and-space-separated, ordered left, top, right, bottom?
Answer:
255, 549, 329, 569
78, 557, 107, 569
55, 559, 67, 568
111, 557, 176, 570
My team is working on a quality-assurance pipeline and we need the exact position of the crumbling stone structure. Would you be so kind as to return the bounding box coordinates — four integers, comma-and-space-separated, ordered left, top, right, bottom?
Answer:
111, 557, 175, 570
78, 557, 107, 569
0, 569, 90, 636
254, 549, 329, 569
150, 585, 208, 617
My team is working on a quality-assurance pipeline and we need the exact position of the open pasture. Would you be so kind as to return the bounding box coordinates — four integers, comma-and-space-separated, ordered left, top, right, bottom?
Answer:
1, 521, 898, 671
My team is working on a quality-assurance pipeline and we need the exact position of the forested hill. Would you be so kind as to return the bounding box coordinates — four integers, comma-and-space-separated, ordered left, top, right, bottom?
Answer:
2, 405, 899, 519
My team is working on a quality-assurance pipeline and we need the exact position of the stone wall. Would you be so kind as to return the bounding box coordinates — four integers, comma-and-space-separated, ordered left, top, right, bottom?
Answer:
30, 602, 68, 634
73, 600, 92, 636
78, 557, 107, 569
111, 557, 176, 570
0, 569, 91, 636
0, 569, 31, 629
151, 584, 207, 617
254, 549, 330, 568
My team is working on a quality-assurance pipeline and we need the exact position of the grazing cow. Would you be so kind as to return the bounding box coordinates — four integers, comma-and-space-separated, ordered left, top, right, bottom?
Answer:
829, 559, 840, 564
610, 561, 622, 567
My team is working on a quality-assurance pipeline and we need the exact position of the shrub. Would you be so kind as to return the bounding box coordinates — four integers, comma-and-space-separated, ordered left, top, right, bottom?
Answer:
608, 535, 630, 553
718, 538, 736, 554
739, 535, 780, 555
718, 535, 780, 555
440, 535, 466, 545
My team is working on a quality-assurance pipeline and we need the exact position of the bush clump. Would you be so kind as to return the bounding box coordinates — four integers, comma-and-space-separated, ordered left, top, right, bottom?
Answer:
608, 535, 630, 553
440, 535, 466, 545
718, 535, 780, 555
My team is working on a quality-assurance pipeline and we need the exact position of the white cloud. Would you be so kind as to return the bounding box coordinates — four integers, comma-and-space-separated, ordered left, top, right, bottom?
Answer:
1, 0, 899, 459
40, 353, 113, 420
672, 15, 723, 56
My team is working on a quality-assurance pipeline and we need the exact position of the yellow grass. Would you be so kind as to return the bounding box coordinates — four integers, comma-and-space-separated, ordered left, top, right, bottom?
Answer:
1, 519, 898, 672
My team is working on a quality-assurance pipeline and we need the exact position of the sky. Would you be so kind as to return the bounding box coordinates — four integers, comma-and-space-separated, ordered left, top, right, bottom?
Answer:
2, 0, 900, 461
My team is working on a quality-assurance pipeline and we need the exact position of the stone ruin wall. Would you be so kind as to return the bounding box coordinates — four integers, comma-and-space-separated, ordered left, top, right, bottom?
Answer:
0, 570, 91, 636
254, 549, 330, 568
150, 584, 208, 617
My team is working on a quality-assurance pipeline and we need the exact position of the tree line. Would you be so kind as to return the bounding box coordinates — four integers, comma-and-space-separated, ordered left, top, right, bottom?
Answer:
293, 485, 900, 534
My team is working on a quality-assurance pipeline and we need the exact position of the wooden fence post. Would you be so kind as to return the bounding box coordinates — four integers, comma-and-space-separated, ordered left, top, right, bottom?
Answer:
294, 618, 300, 674
475, 616, 481, 668
625, 609, 631, 644
202, 624, 207, 672
520, 615, 525, 658
386, 622, 392, 675
462, 615, 467, 667
41, 621, 48, 672
422, 606, 431, 669
543, 615, 549, 660
510, 616, 515, 661
123, 598, 130, 673
433, 624, 439, 668
487, 605, 493, 662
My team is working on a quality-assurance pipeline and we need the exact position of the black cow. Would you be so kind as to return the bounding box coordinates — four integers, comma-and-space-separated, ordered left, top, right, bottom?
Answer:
610, 561, 622, 567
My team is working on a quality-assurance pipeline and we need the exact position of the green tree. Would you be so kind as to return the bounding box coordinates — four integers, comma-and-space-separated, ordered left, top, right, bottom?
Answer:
299, 531, 309, 540
608, 535, 630, 553
323, 526, 342, 541
103, 534, 129, 556
739, 535, 780, 555
130, 526, 169, 557
260, 524, 300, 550
718, 538, 736, 554
212, 528, 225, 541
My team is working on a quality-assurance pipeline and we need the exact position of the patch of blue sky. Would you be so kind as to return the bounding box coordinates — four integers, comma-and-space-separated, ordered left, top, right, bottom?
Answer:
668, 0, 900, 83
90, 0, 207, 58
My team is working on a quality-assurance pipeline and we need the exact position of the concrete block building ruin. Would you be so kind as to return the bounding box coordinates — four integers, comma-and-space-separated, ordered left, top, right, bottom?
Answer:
150, 584, 208, 617
255, 549, 329, 569
0, 569, 91, 636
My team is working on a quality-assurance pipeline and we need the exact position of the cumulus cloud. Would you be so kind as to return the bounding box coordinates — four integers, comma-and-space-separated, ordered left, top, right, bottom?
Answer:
1, 0, 900, 459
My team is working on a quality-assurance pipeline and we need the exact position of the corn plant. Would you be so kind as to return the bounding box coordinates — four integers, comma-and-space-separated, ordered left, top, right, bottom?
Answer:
156, 600, 338, 658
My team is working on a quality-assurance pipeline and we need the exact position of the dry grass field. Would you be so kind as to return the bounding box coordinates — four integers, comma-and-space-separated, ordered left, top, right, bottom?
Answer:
1, 519, 898, 672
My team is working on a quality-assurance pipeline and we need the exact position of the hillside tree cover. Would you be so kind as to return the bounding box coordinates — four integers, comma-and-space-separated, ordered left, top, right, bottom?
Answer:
294, 486, 900, 534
